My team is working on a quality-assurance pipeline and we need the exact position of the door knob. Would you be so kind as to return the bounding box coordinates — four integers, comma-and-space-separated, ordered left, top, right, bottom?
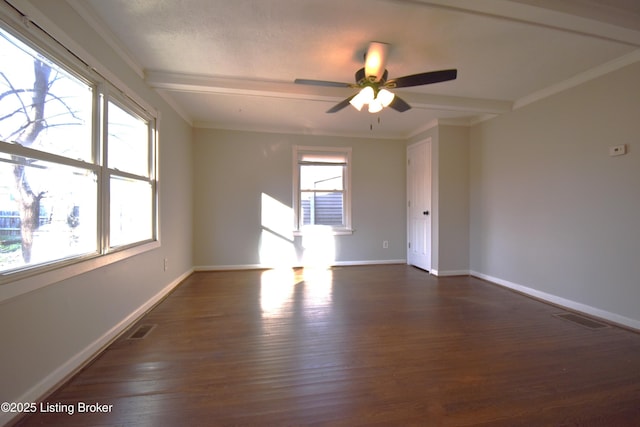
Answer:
423, 211, 429, 215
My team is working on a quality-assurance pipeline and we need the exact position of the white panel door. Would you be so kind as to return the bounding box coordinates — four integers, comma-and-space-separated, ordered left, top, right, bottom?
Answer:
407, 140, 431, 271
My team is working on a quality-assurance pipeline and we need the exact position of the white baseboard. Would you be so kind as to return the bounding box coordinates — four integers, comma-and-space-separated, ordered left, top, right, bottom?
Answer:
470, 270, 640, 331
431, 269, 470, 277
195, 259, 407, 271
1, 268, 193, 427
194, 264, 265, 271
333, 259, 406, 266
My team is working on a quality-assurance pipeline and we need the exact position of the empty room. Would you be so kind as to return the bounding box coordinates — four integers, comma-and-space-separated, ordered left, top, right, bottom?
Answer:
1, 0, 639, 425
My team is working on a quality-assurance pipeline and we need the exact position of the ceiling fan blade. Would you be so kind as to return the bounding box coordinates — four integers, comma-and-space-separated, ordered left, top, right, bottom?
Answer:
388, 95, 411, 112
386, 69, 457, 88
295, 78, 352, 88
327, 94, 356, 113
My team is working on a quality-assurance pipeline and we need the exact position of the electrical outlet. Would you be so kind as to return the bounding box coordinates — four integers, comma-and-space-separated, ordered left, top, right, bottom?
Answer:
163, 258, 168, 271
383, 240, 389, 249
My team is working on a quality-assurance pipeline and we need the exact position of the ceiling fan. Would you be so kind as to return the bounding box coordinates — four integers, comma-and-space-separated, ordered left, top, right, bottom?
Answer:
295, 42, 457, 114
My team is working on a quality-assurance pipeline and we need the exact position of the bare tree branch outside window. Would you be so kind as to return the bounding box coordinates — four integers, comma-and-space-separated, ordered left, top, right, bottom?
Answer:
1, 25, 154, 276
1, 29, 94, 270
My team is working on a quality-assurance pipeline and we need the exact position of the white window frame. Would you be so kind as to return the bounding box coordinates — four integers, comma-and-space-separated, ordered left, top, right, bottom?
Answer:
293, 145, 352, 236
103, 94, 158, 250
0, 8, 159, 294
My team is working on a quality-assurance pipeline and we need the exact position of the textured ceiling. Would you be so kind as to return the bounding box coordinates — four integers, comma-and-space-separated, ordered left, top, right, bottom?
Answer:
70, 0, 640, 138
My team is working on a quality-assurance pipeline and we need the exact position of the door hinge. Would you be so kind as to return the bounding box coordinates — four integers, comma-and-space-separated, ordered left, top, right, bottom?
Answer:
408, 242, 411, 249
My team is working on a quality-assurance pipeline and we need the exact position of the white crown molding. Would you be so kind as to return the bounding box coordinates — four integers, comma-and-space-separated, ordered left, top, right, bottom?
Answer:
406, 117, 478, 139
514, 49, 640, 110
407, 119, 440, 139
407, 0, 640, 47
504, 0, 640, 33
469, 113, 499, 126
65, 0, 145, 79
154, 90, 194, 127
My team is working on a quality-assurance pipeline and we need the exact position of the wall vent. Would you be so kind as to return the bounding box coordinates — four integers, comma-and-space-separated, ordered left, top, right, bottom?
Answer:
554, 313, 608, 329
127, 324, 157, 340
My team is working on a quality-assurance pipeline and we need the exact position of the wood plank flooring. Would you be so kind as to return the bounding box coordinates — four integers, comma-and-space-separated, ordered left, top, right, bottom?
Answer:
16, 265, 640, 426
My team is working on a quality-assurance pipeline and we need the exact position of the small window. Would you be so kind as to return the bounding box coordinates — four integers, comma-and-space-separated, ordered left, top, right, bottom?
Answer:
106, 100, 155, 249
109, 176, 153, 247
293, 146, 352, 235
107, 101, 150, 177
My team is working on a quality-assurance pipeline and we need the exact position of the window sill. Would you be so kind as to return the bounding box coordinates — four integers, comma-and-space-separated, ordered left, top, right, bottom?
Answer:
0, 240, 160, 303
293, 227, 354, 237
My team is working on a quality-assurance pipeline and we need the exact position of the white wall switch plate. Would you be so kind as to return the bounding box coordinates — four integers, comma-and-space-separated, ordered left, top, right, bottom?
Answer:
609, 144, 627, 156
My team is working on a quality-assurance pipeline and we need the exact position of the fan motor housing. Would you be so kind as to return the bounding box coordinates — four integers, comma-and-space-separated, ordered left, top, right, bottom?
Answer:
355, 67, 388, 85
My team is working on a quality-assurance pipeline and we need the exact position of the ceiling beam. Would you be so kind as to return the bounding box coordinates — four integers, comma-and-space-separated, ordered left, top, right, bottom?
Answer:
145, 70, 512, 115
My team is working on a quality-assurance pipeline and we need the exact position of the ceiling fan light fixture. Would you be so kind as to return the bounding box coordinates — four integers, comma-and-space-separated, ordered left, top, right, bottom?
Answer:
364, 42, 389, 82
377, 88, 395, 107
350, 85, 374, 110
368, 98, 383, 113
359, 85, 375, 103
296, 41, 458, 115
349, 95, 365, 111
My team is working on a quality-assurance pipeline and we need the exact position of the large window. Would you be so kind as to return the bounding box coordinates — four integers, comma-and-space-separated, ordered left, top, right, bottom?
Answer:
293, 146, 352, 235
0, 21, 157, 281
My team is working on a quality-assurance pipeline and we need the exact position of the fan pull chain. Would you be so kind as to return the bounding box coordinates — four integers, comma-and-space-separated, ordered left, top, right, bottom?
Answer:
370, 116, 382, 131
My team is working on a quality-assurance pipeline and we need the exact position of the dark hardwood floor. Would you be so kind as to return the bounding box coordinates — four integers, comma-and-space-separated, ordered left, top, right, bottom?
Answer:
16, 265, 640, 426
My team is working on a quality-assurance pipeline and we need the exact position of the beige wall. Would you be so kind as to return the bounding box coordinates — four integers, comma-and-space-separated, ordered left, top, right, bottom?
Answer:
470, 61, 640, 327
0, 1, 194, 418
193, 129, 407, 268
3, 1, 640, 421
437, 125, 470, 274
